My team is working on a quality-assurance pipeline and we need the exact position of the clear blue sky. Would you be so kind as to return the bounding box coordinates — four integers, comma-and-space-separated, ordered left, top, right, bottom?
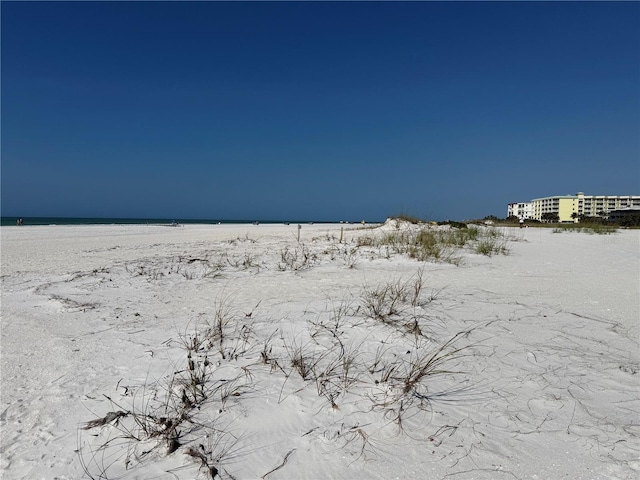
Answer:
2, 1, 639, 221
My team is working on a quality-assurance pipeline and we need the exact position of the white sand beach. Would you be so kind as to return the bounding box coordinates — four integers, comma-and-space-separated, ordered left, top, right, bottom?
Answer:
1, 222, 638, 480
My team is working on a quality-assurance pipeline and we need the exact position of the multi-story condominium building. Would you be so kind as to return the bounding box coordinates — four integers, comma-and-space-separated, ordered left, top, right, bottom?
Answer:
511, 192, 640, 223
507, 202, 533, 219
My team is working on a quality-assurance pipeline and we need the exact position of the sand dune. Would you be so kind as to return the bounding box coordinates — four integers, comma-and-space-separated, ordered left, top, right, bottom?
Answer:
1, 222, 638, 479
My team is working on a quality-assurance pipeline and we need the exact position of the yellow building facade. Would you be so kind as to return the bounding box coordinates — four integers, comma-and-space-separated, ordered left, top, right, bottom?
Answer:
530, 193, 640, 222
531, 196, 577, 222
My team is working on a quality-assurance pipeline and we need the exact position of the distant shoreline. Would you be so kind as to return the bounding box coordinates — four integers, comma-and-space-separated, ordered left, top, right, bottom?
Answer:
0, 216, 378, 227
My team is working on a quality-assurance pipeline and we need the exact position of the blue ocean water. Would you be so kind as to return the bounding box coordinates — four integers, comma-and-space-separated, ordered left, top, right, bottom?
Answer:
0, 217, 350, 227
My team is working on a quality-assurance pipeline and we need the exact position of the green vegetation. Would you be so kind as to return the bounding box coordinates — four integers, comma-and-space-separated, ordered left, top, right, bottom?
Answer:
552, 223, 617, 235
392, 213, 429, 224
358, 222, 510, 264
616, 214, 640, 227
541, 212, 560, 223
474, 213, 636, 230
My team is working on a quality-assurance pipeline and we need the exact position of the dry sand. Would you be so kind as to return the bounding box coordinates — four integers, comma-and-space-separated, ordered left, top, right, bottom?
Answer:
1, 222, 638, 479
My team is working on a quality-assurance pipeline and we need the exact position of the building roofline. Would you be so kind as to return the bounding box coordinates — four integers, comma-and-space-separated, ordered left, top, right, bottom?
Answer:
531, 195, 577, 201
531, 194, 640, 201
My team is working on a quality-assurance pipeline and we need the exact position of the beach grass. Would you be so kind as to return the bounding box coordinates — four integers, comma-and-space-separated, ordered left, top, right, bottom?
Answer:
78, 268, 479, 479
551, 223, 617, 234
357, 221, 510, 264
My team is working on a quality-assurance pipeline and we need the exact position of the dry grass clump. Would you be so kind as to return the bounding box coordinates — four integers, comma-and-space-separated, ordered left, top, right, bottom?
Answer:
473, 227, 510, 256
361, 270, 428, 323
278, 244, 317, 271
79, 295, 249, 479
356, 224, 510, 264
79, 266, 482, 478
125, 255, 225, 280
391, 213, 428, 224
